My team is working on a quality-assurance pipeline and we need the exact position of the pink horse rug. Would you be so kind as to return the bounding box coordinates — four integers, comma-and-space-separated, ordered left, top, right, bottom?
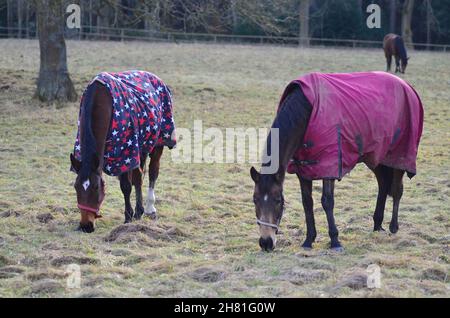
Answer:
280, 72, 424, 180
73, 71, 176, 176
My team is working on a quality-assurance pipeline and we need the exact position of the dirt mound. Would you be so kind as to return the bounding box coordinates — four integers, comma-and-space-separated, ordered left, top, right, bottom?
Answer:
0, 210, 20, 218
0, 254, 13, 268
332, 271, 368, 291
188, 267, 227, 283
30, 279, 63, 294
27, 269, 67, 281
420, 268, 448, 282
105, 224, 186, 242
50, 255, 99, 267
37, 213, 54, 223
278, 269, 330, 286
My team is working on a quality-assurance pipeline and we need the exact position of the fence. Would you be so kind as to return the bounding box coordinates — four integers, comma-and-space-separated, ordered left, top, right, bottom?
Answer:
1, 25, 449, 52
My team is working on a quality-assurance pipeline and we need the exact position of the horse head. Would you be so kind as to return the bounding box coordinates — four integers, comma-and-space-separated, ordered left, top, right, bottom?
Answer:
401, 57, 409, 74
250, 166, 285, 252
70, 153, 105, 233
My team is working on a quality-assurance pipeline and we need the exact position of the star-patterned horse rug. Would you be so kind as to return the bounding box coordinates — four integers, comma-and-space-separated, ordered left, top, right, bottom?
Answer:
70, 71, 176, 232
74, 70, 176, 176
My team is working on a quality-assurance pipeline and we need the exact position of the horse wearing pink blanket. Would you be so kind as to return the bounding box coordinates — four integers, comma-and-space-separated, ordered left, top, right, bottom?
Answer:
251, 72, 423, 252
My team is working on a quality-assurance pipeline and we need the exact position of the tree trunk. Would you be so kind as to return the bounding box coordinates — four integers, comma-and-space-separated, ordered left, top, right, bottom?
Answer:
401, 0, 415, 49
25, 0, 30, 39
299, 0, 310, 47
17, 0, 22, 38
390, 0, 396, 33
97, 2, 111, 40
230, 0, 238, 33
36, 0, 77, 103
7, 0, 14, 38
426, 0, 431, 50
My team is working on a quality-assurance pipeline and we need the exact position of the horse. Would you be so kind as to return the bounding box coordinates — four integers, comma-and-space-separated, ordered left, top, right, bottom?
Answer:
251, 72, 423, 252
70, 71, 176, 233
383, 33, 409, 74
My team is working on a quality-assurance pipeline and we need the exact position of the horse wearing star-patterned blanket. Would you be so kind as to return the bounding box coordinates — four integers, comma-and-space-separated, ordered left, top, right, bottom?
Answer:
70, 71, 176, 233
74, 71, 176, 176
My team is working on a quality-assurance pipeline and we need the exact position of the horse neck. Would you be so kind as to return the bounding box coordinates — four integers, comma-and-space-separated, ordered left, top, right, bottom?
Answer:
266, 87, 312, 176
80, 82, 111, 177
91, 84, 112, 172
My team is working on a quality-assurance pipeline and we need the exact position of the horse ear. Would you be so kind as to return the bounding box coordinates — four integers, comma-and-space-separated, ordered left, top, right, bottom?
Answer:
70, 153, 81, 173
250, 166, 260, 183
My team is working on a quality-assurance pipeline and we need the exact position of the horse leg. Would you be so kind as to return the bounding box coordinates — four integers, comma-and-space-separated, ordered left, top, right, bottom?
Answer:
372, 165, 392, 231
386, 55, 392, 72
395, 56, 400, 73
119, 172, 134, 223
297, 174, 316, 249
321, 179, 342, 251
132, 154, 147, 220
145, 146, 163, 219
389, 169, 405, 234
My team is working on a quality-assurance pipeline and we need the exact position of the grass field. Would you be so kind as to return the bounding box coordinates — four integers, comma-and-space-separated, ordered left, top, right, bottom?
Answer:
0, 39, 449, 297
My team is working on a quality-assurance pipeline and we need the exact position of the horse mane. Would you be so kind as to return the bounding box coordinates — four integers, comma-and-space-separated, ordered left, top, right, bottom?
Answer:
262, 85, 312, 173
395, 36, 408, 62
272, 85, 312, 147
79, 82, 97, 181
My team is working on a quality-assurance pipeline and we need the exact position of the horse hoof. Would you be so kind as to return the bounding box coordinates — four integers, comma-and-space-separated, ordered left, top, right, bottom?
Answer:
389, 224, 399, 234
330, 246, 344, 253
373, 227, 386, 232
144, 212, 157, 220
301, 242, 313, 250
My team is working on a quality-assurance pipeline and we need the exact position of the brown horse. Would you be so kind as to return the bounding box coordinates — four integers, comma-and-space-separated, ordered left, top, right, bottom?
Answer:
251, 72, 423, 252
383, 33, 409, 73
70, 72, 175, 233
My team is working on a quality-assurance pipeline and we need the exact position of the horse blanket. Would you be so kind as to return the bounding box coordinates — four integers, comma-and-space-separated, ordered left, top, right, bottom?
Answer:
280, 72, 423, 180
74, 71, 176, 176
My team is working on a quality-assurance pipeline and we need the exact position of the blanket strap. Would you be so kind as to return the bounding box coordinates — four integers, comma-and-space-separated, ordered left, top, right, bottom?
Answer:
291, 159, 318, 166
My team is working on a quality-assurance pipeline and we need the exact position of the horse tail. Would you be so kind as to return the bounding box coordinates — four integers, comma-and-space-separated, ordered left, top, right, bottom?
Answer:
80, 82, 98, 180
395, 36, 408, 62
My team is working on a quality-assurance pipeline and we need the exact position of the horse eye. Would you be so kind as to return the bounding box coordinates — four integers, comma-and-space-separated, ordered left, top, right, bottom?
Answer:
253, 197, 258, 204
275, 197, 282, 204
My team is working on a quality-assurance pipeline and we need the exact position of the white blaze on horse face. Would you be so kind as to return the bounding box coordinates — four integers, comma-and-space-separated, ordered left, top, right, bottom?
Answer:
145, 188, 156, 215
263, 194, 268, 202
82, 179, 90, 191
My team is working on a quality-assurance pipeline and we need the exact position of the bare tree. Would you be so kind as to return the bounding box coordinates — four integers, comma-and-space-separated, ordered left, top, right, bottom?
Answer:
299, 0, 310, 46
35, 0, 77, 102
7, 0, 14, 37
230, 0, 238, 33
17, 0, 22, 38
401, 0, 414, 48
390, 0, 396, 33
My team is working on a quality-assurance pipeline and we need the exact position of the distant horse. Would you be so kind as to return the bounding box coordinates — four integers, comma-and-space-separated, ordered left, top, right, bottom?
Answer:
251, 72, 423, 252
70, 71, 176, 233
383, 33, 409, 73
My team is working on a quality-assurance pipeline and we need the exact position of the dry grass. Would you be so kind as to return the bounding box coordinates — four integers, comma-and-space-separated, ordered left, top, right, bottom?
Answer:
0, 39, 449, 297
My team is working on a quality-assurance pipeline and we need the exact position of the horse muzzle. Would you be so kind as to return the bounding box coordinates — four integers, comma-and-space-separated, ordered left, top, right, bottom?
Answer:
259, 236, 275, 252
